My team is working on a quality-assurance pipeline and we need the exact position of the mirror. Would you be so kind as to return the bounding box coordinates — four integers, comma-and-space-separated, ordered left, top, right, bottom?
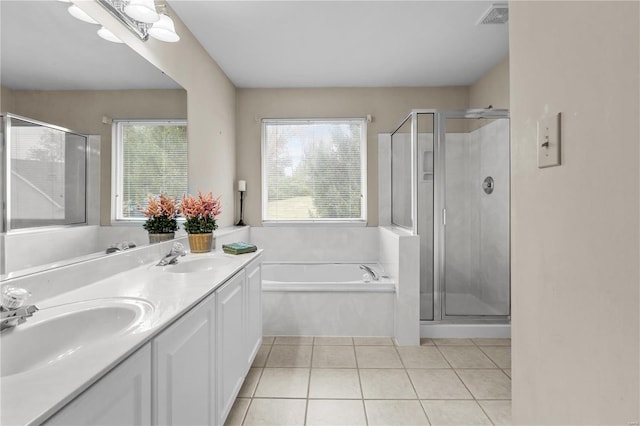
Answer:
0, 0, 187, 278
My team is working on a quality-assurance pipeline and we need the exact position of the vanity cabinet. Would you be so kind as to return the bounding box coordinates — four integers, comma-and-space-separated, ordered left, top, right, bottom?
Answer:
153, 292, 216, 425
45, 344, 152, 426
216, 270, 247, 424
245, 257, 262, 369
42, 254, 262, 426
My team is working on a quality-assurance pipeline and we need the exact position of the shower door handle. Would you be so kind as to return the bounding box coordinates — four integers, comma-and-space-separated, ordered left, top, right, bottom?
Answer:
442, 209, 446, 226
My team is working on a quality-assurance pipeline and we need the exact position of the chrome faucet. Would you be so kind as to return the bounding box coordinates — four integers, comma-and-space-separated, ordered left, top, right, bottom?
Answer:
359, 265, 380, 281
1, 287, 38, 331
106, 241, 136, 254
157, 242, 186, 266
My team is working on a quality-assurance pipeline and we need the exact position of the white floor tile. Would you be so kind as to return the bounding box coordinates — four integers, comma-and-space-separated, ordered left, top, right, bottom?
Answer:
365, 400, 429, 426
306, 399, 367, 426
438, 346, 496, 368
353, 336, 394, 345
456, 369, 511, 399
253, 368, 309, 398
398, 346, 450, 368
359, 368, 417, 399
407, 369, 472, 399
355, 346, 403, 368
422, 400, 492, 425
312, 345, 357, 368
265, 344, 312, 367
478, 400, 512, 425
309, 368, 362, 399
314, 336, 354, 345
243, 398, 307, 425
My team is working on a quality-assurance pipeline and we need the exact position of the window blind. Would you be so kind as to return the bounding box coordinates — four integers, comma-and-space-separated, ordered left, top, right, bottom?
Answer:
262, 119, 366, 222
115, 120, 187, 219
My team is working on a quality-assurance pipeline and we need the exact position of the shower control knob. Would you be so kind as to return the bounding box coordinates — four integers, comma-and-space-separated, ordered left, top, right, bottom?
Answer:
483, 176, 495, 194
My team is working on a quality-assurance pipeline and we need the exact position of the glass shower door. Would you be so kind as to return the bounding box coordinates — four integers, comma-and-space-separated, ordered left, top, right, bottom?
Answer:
443, 116, 510, 316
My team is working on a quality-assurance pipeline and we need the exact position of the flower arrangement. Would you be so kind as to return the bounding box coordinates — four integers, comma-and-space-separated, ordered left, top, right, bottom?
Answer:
179, 190, 222, 234
140, 193, 178, 234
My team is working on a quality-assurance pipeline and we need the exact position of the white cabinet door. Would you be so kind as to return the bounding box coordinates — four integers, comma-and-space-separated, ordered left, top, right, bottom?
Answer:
246, 256, 263, 368
216, 271, 246, 424
45, 344, 151, 426
154, 292, 216, 426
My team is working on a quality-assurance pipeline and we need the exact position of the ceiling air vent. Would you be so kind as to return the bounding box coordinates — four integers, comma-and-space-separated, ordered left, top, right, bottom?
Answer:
478, 3, 509, 25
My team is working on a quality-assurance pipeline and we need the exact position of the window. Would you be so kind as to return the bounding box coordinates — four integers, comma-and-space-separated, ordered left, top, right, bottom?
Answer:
113, 120, 187, 221
262, 118, 367, 223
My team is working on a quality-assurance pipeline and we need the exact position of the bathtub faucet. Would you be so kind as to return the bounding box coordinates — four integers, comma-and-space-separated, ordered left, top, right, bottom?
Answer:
359, 265, 380, 281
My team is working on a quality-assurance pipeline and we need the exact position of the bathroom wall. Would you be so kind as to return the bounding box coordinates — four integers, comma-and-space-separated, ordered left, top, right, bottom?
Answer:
250, 226, 379, 262
0, 85, 15, 111
510, 1, 639, 423
4, 87, 187, 225
75, 1, 237, 227
469, 55, 510, 110
236, 87, 469, 227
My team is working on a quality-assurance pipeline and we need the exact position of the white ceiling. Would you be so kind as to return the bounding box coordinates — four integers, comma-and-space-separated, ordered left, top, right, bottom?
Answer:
0, 0, 180, 91
1, 1, 509, 91
168, 0, 509, 88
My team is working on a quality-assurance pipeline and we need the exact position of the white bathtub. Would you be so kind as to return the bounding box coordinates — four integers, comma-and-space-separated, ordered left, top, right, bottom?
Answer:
261, 262, 396, 336
262, 262, 395, 292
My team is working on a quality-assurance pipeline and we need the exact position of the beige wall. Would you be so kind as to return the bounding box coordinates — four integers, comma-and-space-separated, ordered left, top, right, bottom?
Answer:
76, 1, 237, 227
236, 87, 469, 226
4, 88, 187, 224
469, 55, 510, 110
510, 1, 639, 423
1, 85, 15, 111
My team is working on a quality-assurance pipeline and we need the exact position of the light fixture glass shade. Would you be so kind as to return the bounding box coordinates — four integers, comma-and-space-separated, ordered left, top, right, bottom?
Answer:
148, 14, 180, 42
124, 0, 160, 24
68, 5, 99, 24
97, 26, 124, 43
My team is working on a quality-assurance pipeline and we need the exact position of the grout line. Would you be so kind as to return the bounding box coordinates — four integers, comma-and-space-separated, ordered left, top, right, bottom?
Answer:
352, 341, 370, 425
240, 397, 253, 426
393, 342, 432, 423
303, 338, 314, 426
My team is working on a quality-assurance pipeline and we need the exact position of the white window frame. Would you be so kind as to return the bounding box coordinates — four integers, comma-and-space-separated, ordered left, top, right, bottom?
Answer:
261, 118, 367, 226
111, 119, 187, 223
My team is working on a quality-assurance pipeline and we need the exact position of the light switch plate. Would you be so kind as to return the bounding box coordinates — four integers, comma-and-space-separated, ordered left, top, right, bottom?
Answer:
537, 112, 561, 168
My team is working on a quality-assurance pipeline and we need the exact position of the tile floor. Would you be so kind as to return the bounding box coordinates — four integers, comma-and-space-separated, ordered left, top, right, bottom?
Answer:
225, 336, 511, 425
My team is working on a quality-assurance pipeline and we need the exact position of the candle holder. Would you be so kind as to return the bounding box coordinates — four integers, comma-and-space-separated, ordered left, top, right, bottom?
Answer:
236, 180, 246, 226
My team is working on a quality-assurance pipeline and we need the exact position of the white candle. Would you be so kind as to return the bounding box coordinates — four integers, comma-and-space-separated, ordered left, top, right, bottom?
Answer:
238, 180, 246, 192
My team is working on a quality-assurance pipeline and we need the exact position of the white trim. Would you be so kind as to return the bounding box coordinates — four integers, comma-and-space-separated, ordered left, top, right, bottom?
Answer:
420, 322, 511, 339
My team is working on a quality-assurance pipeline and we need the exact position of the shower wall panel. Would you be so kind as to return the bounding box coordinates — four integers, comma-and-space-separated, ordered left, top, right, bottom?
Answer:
444, 119, 509, 316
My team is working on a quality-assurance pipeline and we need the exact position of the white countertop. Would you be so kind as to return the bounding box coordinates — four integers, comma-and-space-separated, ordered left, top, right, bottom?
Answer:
0, 249, 261, 426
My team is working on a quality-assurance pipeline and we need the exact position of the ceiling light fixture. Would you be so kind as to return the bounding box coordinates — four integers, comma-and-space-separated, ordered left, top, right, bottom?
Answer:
97, 26, 124, 43
148, 13, 180, 42
124, 0, 160, 24
68, 5, 99, 25
95, 0, 179, 43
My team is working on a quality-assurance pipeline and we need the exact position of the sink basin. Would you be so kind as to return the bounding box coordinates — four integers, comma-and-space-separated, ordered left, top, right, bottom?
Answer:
161, 256, 233, 273
0, 298, 153, 377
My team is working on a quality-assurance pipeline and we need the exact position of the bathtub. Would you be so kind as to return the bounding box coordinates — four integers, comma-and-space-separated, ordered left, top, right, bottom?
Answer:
261, 262, 396, 336
262, 262, 395, 292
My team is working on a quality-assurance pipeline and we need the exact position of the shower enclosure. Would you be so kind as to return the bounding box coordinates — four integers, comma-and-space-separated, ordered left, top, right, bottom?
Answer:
389, 109, 510, 323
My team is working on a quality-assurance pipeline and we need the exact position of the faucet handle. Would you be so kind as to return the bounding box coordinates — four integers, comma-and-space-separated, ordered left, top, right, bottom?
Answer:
170, 242, 186, 256
1, 287, 31, 310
